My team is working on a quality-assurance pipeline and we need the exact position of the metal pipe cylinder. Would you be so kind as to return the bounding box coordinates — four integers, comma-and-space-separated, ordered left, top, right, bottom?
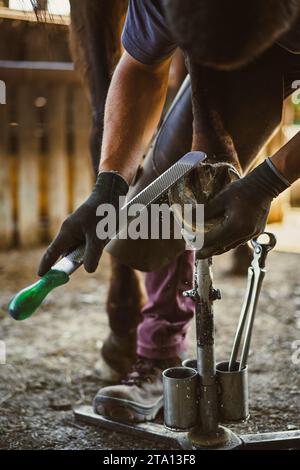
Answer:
195, 258, 219, 434
216, 361, 249, 422
163, 366, 198, 431
182, 358, 197, 369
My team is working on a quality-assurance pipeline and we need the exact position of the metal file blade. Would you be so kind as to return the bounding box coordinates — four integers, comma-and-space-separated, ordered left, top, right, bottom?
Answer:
53, 151, 206, 274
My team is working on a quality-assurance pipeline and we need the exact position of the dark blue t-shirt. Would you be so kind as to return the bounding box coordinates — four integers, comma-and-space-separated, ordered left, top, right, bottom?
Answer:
122, 0, 300, 65
121, 0, 176, 64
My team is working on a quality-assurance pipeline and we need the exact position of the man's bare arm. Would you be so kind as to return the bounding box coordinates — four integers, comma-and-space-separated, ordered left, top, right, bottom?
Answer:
271, 130, 300, 183
38, 51, 172, 274
100, 51, 172, 182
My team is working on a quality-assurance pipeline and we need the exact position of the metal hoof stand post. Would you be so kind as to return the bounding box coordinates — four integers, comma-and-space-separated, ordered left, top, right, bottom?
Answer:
74, 233, 300, 450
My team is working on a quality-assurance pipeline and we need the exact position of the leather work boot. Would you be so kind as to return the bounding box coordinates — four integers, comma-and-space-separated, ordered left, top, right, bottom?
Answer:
93, 356, 181, 422
95, 331, 137, 383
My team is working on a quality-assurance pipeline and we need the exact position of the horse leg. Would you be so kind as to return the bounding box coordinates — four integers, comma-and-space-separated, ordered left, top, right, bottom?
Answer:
69, 0, 127, 172
187, 49, 284, 274
187, 60, 241, 171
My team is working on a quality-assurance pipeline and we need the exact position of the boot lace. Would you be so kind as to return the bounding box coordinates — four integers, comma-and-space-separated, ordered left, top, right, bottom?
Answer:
121, 357, 157, 386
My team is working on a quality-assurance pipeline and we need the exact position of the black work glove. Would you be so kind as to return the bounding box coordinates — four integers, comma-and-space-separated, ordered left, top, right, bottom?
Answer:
38, 171, 129, 275
198, 158, 290, 259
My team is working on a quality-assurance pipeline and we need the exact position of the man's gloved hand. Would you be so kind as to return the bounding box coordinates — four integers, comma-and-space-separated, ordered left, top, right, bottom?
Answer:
198, 158, 290, 259
38, 171, 129, 275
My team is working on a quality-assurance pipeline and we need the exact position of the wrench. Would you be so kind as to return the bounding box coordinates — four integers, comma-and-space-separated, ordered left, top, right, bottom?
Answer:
229, 232, 276, 372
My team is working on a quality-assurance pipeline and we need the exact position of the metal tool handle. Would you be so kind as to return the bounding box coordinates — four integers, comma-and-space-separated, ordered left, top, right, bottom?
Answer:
239, 270, 265, 370
228, 267, 254, 371
228, 232, 276, 372
250, 232, 276, 269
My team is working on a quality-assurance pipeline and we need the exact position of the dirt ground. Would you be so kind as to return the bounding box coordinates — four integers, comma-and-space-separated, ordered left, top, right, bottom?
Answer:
0, 246, 299, 450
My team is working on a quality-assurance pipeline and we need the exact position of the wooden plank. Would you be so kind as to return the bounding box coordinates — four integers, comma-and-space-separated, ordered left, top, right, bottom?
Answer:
0, 88, 14, 248
267, 126, 285, 155
17, 84, 40, 246
0, 61, 74, 71
290, 179, 300, 207
46, 84, 69, 238
267, 129, 290, 224
72, 86, 93, 209
0, 6, 70, 25
0, 63, 78, 85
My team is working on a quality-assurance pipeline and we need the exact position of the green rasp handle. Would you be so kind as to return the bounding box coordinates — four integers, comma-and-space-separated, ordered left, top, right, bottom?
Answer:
8, 270, 70, 321
7, 245, 85, 321
7, 153, 207, 322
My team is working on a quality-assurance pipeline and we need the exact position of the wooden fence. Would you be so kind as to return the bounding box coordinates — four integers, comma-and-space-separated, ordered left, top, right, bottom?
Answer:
0, 60, 299, 250
0, 61, 93, 249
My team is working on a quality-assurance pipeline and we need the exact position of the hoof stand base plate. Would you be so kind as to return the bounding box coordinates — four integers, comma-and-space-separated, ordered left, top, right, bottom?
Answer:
74, 406, 300, 450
